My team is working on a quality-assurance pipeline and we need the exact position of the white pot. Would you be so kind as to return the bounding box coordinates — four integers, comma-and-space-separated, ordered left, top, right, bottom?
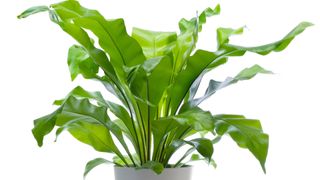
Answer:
114, 166, 192, 180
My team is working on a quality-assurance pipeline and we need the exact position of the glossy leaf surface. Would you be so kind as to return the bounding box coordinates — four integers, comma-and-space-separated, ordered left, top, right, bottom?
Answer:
132, 28, 177, 59
67, 45, 99, 81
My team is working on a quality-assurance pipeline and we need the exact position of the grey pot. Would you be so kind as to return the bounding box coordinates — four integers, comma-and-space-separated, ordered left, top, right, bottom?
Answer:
114, 166, 192, 180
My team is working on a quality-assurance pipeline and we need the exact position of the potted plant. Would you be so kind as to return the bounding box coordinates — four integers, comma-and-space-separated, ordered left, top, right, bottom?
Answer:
18, 0, 312, 179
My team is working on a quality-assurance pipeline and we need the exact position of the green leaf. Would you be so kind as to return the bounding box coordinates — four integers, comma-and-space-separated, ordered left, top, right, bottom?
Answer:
56, 96, 120, 153
166, 138, 214, 165
172, 147, 195, 167
67, 45, 99, 81
105, 101, 135, 136
130, 55, 173, 106
130, 55, 174, 157
106, 120, 138, 166
187, 73, 206, 101
50, 15, 132, 118
32, 108, 62, 147
152, 117, 181, 161
198, 5, 221, 31
180, 64, 272, 111
49, 12, 118, 83
176, 21, 312, 115
53, 86, 106, 106
33, 86, 106, 147
179, 4, 220, 33
112, 119, 130, 139
44, 4, 146, 155
17, 6, 49, 19
26, 6, 120, 89
84, 158, 113, 179
132, 28, 177, 59
217, 26, 244, 49
213, 114, 269, 173
56, 95, 108, 126
54, 96, 131, 166
51, 0, 146, 79
105, 100, 141, 158
222, 22, 313, 55
156, 107, 214, 163
152, 106, 214, 160
139, 161, 164, 174
98, 76, 124, 101
186, 138, 214, 161
189, 154, 217, 168
172, 107, 214, 131
188, 22, 312, 104
235, 64, 272, 79
113, 154, 140, 166
54, 86, 136, 165
59, 119, 113, 152
173, 4, 220, 74
55, 96, 132, 165
169, 50, 227, 114
186, 55, 227, 102
191, 153, 200, 161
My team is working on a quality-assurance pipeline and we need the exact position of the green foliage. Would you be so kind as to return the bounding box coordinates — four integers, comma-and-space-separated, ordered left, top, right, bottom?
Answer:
214, 114, 269, 173
67, 45, 99, 81
84, 158, 113, 178
18, 0, 312, 178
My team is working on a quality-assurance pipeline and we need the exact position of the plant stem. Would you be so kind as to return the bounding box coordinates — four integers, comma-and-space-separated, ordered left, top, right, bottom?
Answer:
158, 136, 169, 163
123, 85, 147, 165
173, 148, 195, 168
136, 103, 147, 163
147, 79, 151, 161
112, 82, 143, 165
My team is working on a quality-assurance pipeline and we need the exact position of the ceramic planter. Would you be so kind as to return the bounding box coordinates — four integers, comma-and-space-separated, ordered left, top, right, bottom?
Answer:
114, 166, 192, 180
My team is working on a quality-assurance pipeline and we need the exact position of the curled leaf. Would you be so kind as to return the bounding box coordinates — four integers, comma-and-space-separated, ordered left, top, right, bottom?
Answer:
17, 6, 49, 19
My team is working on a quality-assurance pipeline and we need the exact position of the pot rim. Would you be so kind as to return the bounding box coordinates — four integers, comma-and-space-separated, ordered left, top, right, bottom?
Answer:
114, 165, 192, 169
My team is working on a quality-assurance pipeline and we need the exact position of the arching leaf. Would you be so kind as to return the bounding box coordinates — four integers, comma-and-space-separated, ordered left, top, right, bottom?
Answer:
17, 5, 49, 19
32, 108, 63, 147
51, 0, 146, 79
180, 64, 272, 112
222, 22, 313, 55
213, 114, 269, 173
84, 158, 113, 179
53, 86, 106, 106
173, 4, 220, 73
55, 96, 118, 152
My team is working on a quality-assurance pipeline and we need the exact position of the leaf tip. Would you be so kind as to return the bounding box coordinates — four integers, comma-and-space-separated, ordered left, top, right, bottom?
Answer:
262, 164, 267, 174
37, 141, 43, 147
17, 6, 49, 19
215, 4, 221, 14
71, 75, 77, 81
32, 129, 44, 147
300, 21, 314, 27
17, 15, 23, 19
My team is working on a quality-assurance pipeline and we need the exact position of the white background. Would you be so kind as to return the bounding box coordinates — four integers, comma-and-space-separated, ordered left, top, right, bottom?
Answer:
1, 0, 320, 179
